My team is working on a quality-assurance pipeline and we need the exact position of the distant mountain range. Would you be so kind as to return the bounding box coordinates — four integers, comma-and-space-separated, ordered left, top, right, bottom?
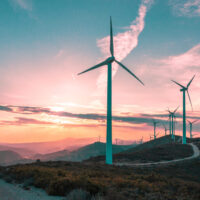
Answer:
0, 140, 137, 165
0, 137, 97, 155
86, 135, 185, 163
0, 145, 36, 158
0, 150, 32, 166
32, 142, 137, 162
1, 136, 185, 166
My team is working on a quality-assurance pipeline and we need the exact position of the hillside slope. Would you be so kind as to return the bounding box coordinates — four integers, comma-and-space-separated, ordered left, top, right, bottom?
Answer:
0, 151, 23, 165
56, 142, 136, 162
33, 142, 136, 162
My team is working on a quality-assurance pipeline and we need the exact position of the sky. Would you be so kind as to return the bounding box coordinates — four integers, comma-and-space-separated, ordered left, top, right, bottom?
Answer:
0, 0, 200, 143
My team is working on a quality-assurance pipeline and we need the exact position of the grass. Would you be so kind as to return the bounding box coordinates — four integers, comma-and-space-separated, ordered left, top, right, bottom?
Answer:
0, 137, 199, 199
86, 143, 193, 163
0, 159, 200, 200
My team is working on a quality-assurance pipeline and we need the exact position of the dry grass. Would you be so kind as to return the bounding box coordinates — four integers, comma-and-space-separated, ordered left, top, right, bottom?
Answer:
0, 159, 200, 200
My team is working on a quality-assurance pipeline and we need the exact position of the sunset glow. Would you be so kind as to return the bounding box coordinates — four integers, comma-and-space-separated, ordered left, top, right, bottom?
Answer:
0, 0, 200, 144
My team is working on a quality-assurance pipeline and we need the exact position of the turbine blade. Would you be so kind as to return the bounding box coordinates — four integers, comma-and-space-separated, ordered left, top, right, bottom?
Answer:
162, 123, 166, 129
78, 60, 108, 75
110, 16, 114, 57
187, 120, 191, 124
115, 60, 144, 85
171, 80, 185, 88
192, 119, 199, 124
187, 90, 193, 111
187, 75, 195, 88
174, 106, 179, 113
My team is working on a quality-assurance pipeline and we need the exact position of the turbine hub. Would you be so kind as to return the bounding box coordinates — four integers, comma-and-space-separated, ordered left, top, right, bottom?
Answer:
106, 56, 115, 63
180, 88, 186, 92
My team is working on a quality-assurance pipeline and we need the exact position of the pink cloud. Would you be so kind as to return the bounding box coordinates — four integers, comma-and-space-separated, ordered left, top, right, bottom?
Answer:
170, 0, 200, 17
9, 0, 32, 11
159, 44, 200, 71
94, 0, 154, 96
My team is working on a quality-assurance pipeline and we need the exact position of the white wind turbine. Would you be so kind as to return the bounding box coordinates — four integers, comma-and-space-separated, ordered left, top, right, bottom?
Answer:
187, 119, 199, 139
78, 17, 144, 164
171, 75, 195, 144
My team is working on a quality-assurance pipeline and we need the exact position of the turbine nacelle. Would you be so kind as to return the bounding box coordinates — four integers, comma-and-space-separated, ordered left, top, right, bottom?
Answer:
180, 88, 187, 92
171, 75, 195, 111
106, 56, 115, 63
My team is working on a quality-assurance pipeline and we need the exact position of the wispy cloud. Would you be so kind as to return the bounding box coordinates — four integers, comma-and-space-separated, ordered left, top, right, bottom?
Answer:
0, 105, 12, 112
159, 43, 200, 71
94, 0, 154, 96
9, 0, 32, 11
169, 0, 200, 17
0, 117, 53, 126
1, 104, 200, 132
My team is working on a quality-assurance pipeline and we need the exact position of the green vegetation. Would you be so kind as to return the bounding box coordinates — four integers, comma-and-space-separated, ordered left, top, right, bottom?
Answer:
0, 137, 199, 199
0, 159, 200, 200
86, 143, 193, 163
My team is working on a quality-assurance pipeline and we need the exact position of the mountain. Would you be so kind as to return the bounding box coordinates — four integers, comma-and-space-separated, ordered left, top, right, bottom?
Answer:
121, 135, 181, 153
32, 142, 137, 162
0, 137, 96, 154
85, 135, 189, 163
55, 142, 136, 162
0, 145, 36, 158
32, 150, 70, 161
0, 150, 23, 165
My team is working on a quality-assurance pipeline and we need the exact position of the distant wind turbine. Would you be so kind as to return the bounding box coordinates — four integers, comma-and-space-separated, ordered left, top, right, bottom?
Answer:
155, 132, 159, 139
187, 119, 199, 139
98, 135, 101, 142
167, 106, 179, 140
153, 120, 159, 140
171, 75, 195, 144
167, 111, 172, 136
162, 123, 168, 136
78, 17, 144, 164
115, 138, 118, 145
149, 134, 152, 141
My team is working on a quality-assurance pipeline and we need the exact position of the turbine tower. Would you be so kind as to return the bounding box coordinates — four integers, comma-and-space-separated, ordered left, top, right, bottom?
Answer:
187, 120, 198, 139
167, 106, 179, 140
153, 120, 159, 140
171, 75, 195, 144
78, 17, 144, 164
162, 123, 168, 136
167, 112, 172, 136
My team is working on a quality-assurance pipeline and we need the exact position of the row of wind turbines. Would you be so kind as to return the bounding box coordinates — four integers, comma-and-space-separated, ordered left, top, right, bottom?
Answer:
151, 109, 199, 142
78, 17, 198, 165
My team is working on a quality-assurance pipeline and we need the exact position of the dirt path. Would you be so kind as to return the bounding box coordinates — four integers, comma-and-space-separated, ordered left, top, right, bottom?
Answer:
0, 179, 63, 200
115, 143, 200, 167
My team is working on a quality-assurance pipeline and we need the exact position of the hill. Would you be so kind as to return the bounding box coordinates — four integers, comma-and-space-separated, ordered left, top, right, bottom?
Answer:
33, 142, 136, 162
32, 150, 70, 161
0, 158, 199, 200
85, 135, 192, 163
0, 145, 35, 158
0, 137, 96, 154
0, 151, 23, 165
0, 137, 199, 199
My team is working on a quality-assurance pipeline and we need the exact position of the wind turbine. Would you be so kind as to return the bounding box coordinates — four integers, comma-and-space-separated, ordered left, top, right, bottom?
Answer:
167, 111, 172, 136
167, 106, 179, 140
171, 75, 195, 144
98, 135, 101, 142
78, 17, 144, 164
155, 132, 160, 139
140, 136, 143, 144
187, 119, 199, 139
162, 123, 168, 136
149, 134, 152, 141
153, 120, 159, 140
115, 138, 118, 145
